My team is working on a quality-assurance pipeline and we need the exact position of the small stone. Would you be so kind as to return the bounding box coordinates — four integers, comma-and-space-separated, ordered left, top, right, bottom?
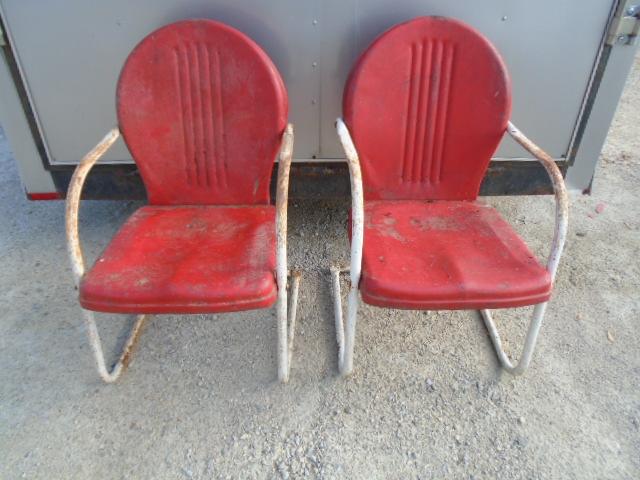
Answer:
344, 406, 352, 414
576, 231, 586, 237
575, 313, 582, 321
607, 330, 615, 343
181, 468, 193, 478
426, 378, 435, 391
518, 416, 525, 425
513, 435, 528, 448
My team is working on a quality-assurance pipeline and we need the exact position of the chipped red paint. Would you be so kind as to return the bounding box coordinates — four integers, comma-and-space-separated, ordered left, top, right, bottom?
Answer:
79, 206, 278, 314
359, 200, 551, 310
27, 192, 61, 201
117, 19, 288, 206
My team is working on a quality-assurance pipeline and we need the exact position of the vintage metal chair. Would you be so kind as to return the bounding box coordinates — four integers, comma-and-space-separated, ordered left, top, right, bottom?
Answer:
66, 20, 301, 383
332, 17, 568, 376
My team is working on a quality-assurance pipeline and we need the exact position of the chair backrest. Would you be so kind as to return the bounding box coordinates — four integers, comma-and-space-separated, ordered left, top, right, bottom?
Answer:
117, 20, 288, 205
343, 17, 511, 201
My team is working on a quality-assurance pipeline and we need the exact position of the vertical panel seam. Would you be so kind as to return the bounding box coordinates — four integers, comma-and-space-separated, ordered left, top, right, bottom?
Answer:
201, 42, 217, 188
400, 43, 416, 182
213, 48, 227, 188
411, 40, 430, 183
423, 39, 443, 184
173, 47, 192, 185
434, 43, 456, 184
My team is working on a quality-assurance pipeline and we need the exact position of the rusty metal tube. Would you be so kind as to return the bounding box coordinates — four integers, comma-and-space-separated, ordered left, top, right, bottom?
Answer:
506, 121, 569, 281
275, 124, 297, 383
83, 310, 147, 383
330, 266, 345, 363
335, 119, 364, 376
481, 122, 570, 376
65, 128, 120, 285
65, 128, 147, 383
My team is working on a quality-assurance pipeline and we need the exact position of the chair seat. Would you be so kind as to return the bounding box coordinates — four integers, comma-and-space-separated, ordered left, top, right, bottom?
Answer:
359, 201, 551, 310
80, 205, 277, 314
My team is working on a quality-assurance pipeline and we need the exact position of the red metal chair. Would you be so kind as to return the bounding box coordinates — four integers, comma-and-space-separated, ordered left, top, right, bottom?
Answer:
332, 17, 568, 376
66, 20, 301, 383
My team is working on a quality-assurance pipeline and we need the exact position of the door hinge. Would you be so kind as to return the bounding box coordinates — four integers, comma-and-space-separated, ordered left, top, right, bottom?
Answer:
607, 1, 640, 45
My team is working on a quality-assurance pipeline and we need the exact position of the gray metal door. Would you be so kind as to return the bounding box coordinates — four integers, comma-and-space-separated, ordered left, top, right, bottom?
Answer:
0, 0, 615, 164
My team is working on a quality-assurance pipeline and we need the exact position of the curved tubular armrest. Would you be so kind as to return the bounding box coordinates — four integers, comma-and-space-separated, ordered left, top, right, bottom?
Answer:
275, 124, 294, 289
65, 128, 121, 286
336, 118, 364, 288
507, 122, 569, 282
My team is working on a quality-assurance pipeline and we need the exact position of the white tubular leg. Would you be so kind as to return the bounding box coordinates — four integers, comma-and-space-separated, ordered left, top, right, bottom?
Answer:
331, 266, 345, 364
83, 310, 148, 383
479, 122, 569, 375
276, 280, 288, 383
334, 119, 364, 376
341, 279, 361, 375
331, 266, 361, 375
276, 270, 301, 383
480, 303, 547, 376
275, 124, 302, 383
287, 271, 302, 368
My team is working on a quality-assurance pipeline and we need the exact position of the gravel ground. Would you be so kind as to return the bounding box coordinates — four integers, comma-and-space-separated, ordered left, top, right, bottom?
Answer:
1, 56, 639, 480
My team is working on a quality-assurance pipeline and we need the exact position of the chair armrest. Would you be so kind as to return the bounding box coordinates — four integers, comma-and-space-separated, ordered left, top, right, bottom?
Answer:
275, 124, 294, 287
336, 118, 364, 288
65, 128, 120, 286
506, 122, 569, 282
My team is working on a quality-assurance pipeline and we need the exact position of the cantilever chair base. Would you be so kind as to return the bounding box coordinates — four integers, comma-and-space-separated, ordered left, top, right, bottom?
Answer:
81, 310, 148, 383
480, 303, 548, 376
330, 268, 550, 378
330, 266, 359, 376
80, 268, 301, 384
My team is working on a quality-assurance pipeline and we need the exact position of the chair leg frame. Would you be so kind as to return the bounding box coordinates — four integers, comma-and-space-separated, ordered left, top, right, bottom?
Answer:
82, 310, 148, 383
276, 270, 302, 382
333, 119, 365, 377
479, 122, 568, 375
330, 266, 360, 375
66, 128, 148, 383
480, 302, 547, 376
333, 119, 569, 376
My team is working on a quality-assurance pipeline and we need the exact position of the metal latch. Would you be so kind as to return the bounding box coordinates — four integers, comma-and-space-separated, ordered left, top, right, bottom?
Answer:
607, 1, 640, 45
